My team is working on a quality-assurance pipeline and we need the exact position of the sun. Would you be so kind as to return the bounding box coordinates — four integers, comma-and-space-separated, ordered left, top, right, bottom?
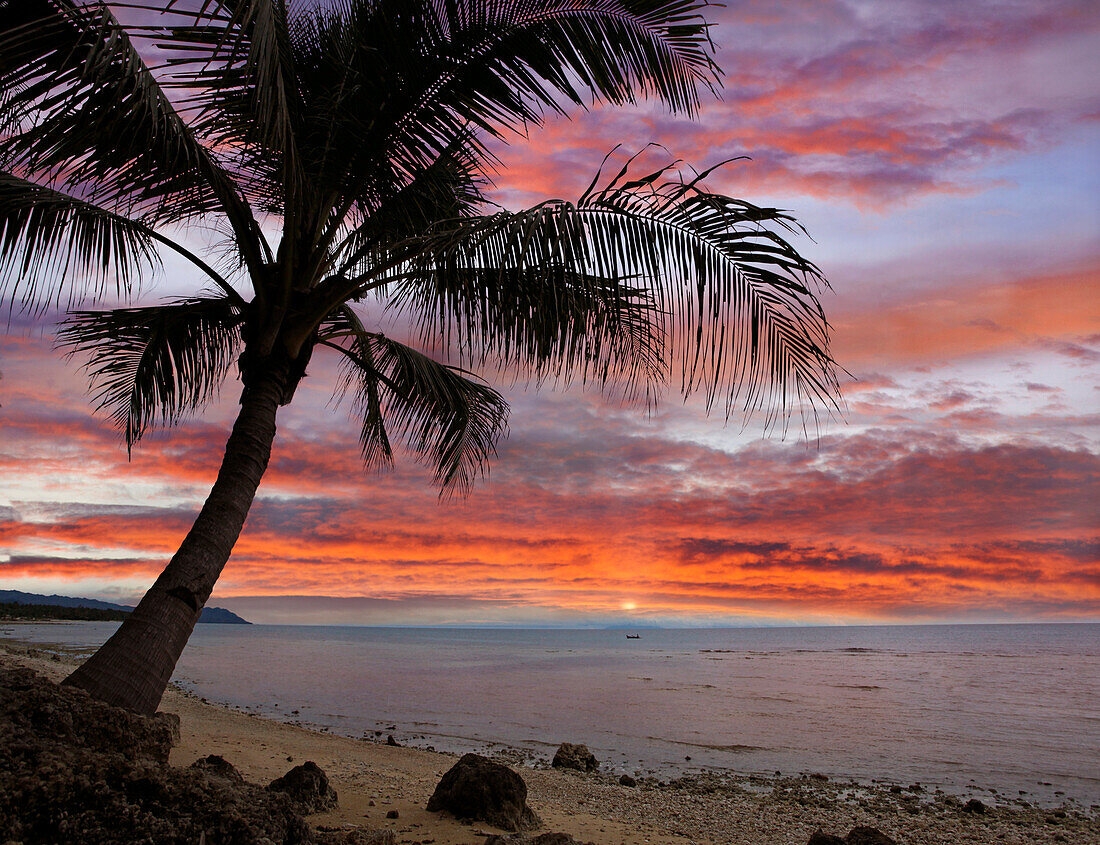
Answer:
620, 601, 637, 611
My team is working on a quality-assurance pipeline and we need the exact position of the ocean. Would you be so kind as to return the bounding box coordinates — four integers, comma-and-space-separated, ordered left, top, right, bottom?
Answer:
6, 621, 1098, 808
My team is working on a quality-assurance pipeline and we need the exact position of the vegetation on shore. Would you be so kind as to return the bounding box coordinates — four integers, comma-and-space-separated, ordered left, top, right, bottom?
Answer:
0, 602, 130, 622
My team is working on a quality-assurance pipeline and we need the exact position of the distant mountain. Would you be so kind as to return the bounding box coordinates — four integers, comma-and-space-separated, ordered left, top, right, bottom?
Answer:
196, 605, 250, 624
0, 590, 251, 624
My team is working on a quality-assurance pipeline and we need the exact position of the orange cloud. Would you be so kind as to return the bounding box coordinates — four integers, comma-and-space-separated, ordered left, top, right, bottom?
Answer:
834, 262, 1100, 367
3, 366, 1097, 624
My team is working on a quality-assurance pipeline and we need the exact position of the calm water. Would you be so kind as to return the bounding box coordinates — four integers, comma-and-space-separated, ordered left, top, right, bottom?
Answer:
6, 621, 1098, 807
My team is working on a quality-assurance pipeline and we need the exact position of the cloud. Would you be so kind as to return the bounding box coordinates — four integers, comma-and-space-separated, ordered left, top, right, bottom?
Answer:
4, 371, 1097, 623
1036, 338, 1100, 362
485, 0, 1100, 208
833, 262, 1100, 368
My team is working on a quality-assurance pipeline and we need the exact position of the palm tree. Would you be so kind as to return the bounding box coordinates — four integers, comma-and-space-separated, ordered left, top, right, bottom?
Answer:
0, 0, 839, 715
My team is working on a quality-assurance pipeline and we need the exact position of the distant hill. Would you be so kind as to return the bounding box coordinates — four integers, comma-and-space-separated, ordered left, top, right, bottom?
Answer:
0, 590, 251, 625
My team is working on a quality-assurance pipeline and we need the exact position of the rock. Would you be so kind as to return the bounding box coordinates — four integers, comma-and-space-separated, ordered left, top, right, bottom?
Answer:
189, 754, 245, 783
0, 662, 311, 844
551, 743, 598, 773
962, 798, 987, 814
267, 760, 339, 814
484, 834, 593, 845
846, 827, 898, 845
0, 663, 179, 763
385, 809, 399, 819
426, 753, 541, 832
155, 711, 183, 752
808, 833, 846, 845
315, 828, 396, 845
618, 774, 637, 787
385, 734, 400, 746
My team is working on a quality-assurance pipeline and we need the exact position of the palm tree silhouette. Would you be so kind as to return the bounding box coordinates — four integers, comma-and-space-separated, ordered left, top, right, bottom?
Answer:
0, 0, 839, 714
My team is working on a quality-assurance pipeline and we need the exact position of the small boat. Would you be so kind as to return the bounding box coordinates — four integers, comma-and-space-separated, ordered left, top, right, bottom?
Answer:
626, 634, 641, 639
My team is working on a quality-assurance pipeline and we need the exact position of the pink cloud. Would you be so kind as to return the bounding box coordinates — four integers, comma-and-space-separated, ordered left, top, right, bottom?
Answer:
484, 0, 1099, 208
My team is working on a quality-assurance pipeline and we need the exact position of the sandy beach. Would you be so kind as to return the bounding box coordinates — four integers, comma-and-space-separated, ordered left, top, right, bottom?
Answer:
2, 639, 1095, 845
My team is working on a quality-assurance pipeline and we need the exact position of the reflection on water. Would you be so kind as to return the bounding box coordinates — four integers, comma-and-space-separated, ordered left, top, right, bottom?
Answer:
6, 621, 1098, 807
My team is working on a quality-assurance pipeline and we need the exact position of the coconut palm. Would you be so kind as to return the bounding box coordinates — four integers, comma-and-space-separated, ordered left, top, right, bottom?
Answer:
0, 0, 839, 715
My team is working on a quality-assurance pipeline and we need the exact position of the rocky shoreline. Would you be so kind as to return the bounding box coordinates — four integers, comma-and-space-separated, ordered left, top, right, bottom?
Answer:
1, 642, 1095, 845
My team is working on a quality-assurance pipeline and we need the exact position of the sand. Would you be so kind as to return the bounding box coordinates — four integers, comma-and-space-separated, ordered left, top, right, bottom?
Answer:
2, 639, 1096, 845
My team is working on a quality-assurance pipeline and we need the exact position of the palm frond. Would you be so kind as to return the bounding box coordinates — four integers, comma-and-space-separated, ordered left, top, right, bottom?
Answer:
0, 172, 160, 312
57, 296, 245, 452
165, 0, 306, 193
394, 264, 667, 404
325, 135, 490, 280
381, 0, 719, 163
323, 308, 509, 495
224, 0, 717, 249
0, 0, 267, 270
377, 155, 840, 428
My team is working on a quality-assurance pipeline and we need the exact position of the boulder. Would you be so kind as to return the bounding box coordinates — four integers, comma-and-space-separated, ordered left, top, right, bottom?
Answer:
618, 774, 637, 787
426, 753, 541, 832
189, 754, 245, 783
846, 827, 898, 845
808, 832, 846, 845
315, 828, 396, 845
0, 662, 311, 844
268, 760, 339, 814
484, 834, 593, 845
551, 743, 598, 773
962, 798, 986, 814
0, 663, 179, 763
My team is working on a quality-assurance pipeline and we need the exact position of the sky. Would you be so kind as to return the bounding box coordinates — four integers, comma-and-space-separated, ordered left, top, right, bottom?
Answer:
1, 0, 1098, 627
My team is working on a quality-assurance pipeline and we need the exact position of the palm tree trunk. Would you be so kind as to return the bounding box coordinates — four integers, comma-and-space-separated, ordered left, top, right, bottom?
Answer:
63, 359, 290, 715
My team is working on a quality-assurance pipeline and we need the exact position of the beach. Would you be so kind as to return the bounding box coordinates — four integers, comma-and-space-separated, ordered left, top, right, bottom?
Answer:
2, 639, 1095, 845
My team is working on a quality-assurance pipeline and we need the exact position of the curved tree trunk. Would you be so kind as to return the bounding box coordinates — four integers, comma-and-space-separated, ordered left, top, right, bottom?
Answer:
63, 359, 291, 715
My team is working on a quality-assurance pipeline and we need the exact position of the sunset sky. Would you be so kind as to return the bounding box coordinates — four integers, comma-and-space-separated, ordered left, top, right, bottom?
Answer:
1, 0, 1098, 627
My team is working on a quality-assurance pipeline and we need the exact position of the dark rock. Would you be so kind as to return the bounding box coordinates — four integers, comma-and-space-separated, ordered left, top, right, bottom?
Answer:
0, 663, 179, 763
618, 774, 637, 787
385, 809, 399, 819
189, 754, 245, 783
0, 662, 311, 844
846, 827, 898, 845
315, 828, 395, 845
551, 743, 598, 773
426, 753, 540, 832
808, 832, 846, 845
385, 734, 400, 746
268, 760, 339, 814
484, 834, 593, 845
962, 798, 987, 814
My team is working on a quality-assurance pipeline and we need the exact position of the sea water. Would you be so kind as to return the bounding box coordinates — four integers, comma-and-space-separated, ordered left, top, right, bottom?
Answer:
6, 621, 1098, 807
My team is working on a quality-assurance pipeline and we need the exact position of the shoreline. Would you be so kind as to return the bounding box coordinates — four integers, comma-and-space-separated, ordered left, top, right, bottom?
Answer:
6, 619, 1097, 811
3, 638, 1096, 845
177, 680, 1095, 814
